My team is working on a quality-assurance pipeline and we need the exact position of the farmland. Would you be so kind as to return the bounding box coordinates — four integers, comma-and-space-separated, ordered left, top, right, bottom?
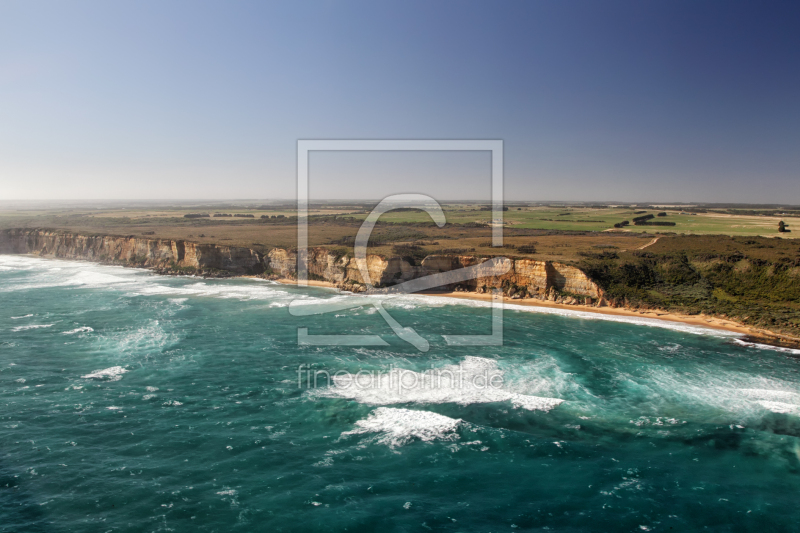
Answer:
1, 203, 796, 245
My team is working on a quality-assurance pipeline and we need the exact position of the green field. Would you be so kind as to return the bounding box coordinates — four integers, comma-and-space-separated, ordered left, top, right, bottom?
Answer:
0, 203, 795, 248
337, 205, 795, 237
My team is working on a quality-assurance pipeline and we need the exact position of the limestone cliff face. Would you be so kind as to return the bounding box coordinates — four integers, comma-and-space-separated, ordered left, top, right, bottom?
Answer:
0, 229, 265, 275
189, 244, 264, 274
0, 229, 603, 304
263, 248, 602, 302
267, 248, 298, 278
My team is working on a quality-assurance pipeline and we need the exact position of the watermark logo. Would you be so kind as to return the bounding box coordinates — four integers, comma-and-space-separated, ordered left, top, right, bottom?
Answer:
289, 140, 508, 351
296, 362, 505, 391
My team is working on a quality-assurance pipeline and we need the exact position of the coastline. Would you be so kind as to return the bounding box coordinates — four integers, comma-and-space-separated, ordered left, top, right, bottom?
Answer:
274, 277, 800, 349
2, 253, 798, 351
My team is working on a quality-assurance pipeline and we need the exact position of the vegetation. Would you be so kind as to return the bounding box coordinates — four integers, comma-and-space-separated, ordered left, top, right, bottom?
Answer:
636, 220, 676, 226
3, 202, 797, 237
515, 244, 537, 254
577, 235, 800, 336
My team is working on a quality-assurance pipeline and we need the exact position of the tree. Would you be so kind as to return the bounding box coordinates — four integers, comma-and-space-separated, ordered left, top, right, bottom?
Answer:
778, 220, 787, 232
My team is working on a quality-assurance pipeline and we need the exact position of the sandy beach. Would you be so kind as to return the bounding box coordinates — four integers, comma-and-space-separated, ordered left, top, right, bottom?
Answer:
274, 278, 800, 347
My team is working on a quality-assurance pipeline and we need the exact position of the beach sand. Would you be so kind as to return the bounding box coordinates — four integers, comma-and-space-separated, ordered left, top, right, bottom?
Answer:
274, 278, 800, 347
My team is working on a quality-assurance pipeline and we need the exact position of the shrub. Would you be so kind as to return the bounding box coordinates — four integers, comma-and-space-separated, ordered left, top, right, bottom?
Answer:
635, 221, 676, 226
438, 247, 475, 254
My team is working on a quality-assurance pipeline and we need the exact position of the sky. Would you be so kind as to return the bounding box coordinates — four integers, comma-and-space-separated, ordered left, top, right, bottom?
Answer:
1, 0, 799, 203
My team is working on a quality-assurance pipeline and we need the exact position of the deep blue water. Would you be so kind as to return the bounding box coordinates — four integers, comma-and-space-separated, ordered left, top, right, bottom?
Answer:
1, 255, 800, 532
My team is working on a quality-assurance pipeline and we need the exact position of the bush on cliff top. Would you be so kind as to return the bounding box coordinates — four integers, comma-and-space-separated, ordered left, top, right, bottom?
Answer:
576, 235, 800, 335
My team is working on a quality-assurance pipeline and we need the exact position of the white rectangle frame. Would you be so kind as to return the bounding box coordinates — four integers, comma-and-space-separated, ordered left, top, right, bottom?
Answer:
296, 139, 503, 285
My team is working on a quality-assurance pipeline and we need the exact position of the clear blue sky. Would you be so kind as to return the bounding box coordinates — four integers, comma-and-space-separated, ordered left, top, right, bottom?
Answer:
1, 0, 799, 203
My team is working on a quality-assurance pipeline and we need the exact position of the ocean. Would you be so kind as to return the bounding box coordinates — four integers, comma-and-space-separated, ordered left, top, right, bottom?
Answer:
1, 255, 800, 532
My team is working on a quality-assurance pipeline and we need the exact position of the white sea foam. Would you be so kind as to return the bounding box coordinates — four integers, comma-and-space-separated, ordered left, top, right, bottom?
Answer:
0, 256, 302, 305
11, 314, 33, 319
740, 389, 800, 403
63, 327, 93, 335
288, 288, 736, 338
66, 271, 133, 287
738, 389, 800, 414
314, 356, 564, 412
0, 256, 40, 271
133, 280, 300, 302
733, 338, 800, 355
0, 256, 141, 292
0, 255, 747, 340
754, 401, 800, 415
107, 320, 176, 355
12, 324, 54, 332
82, 366, 128, 381
642, 366, 800, 417
342, 407, 462, 447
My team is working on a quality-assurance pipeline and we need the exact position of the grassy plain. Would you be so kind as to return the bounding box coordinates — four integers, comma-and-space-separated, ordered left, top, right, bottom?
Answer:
1, 203, 795, 249
0, 204, 656, 261
342, 205, 796, 236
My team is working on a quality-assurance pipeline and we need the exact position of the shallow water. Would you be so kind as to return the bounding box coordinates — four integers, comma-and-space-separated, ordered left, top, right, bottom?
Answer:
1, 255, 799, 532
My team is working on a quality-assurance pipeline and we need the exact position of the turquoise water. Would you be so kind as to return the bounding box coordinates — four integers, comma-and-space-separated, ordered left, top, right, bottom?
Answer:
2, 256, 800, 532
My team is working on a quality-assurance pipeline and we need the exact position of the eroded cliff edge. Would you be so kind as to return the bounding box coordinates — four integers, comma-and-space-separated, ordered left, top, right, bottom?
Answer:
0, 228, 606, 306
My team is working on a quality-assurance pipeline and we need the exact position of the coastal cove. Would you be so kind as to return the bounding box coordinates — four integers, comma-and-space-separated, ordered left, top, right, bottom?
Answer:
275, 277, 770, 341
2, 228, 799, 350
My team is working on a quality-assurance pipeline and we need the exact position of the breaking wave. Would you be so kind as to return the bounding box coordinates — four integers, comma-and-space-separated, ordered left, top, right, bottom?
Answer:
733, 338, 800, 356
314, 356, 565, 412
82, 366, 128, 381
341, 407, 462, 447
63, 326, 94, 335
12, 324, 54, 332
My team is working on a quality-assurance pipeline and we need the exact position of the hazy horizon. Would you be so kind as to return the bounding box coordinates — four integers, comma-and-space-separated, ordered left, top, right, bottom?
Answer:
2, 198, 800, 209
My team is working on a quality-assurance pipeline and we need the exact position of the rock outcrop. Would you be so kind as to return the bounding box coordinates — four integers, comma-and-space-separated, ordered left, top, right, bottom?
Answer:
0, 229, 604, 304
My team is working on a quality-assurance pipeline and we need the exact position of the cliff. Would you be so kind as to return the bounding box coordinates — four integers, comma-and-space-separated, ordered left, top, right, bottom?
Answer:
0, 228, 266, 275
0, 229, 604, 306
